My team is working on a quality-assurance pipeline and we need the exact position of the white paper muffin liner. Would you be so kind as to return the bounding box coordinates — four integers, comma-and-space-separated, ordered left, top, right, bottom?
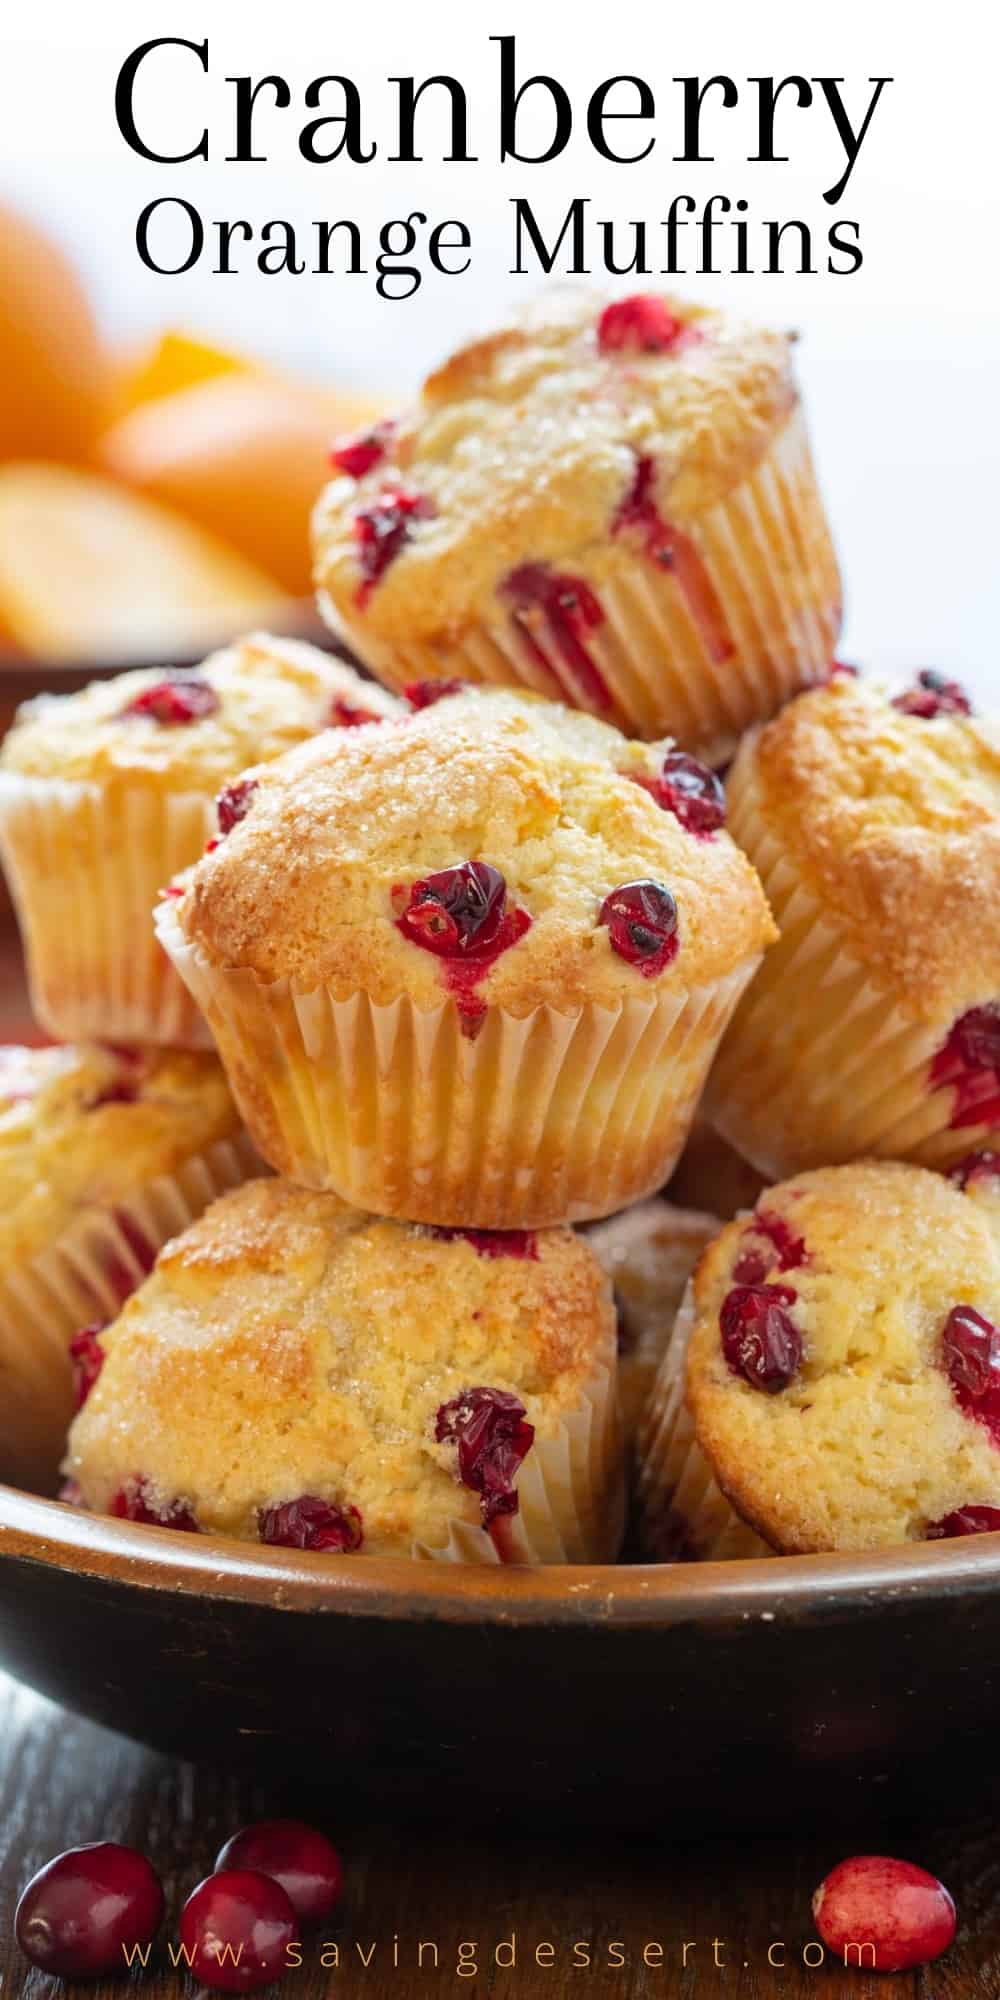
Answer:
413, 1356, 625, 1564
706, 762, 998, 1180
327, 408, 840, 765
637, 1280, 773, 1562
157, 899, 760, 1228
0, 1133, 260, 1494
0, 771, 216, 1048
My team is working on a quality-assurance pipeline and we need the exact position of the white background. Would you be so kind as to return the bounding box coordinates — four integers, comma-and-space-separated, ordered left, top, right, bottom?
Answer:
1, 0, 997, 697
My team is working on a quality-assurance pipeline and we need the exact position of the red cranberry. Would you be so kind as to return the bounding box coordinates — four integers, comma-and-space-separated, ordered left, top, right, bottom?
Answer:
353, 486, 433, 605
15, 1842, 164, 1979
720, 1284, 802, 1392
613, 454, 733, 664
732, 1209, 807, 1286
396, 861, 508, 959
597, 294, 691, 355
259, 1496, 363, 1553
812, 1855, 956, 1973
330, 418, 395, 479
215, 1821, 342, 1926
927, 1505, 1000, 1538
179, 1871, 296, 1993
941, 1304, 1000, 1442
828, 658, 859, 678
329, 696, 384, 727
636, 750, 726, 836
599, 880, 679, 976
404, 677, 466, 709
502, 563, 610, 709
427, 1226, 538, 1261
217, 778, 259, 835
950, 1149, 1000, 1191
931, 1005, 1000, 1130
435, 1387, 535, 1527
109, 1478, 199, 1532
893, 668, 973, 719
119, 676, 220, 726
69, 1323, 106, 1410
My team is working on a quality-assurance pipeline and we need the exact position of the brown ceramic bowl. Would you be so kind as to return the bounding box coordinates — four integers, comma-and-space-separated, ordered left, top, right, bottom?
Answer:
2, 1483, 1000, 1830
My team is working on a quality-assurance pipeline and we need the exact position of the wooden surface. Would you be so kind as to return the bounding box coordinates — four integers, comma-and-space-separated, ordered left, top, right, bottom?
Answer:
1, 1668, 1000, 1998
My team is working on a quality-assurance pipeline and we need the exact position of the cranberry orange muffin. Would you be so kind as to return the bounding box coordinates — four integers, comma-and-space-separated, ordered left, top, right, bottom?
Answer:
707, 671, 1000, 1178
157, 686, 774, 1226
0, 632, 401, 1047
668, 1113, 768, 1220
0, 1042, 257, 1492
65, 1178, 624, 1563
640, 1160, 1000, 1556
313, 292, 841, 760
588, 1199, 719, 1443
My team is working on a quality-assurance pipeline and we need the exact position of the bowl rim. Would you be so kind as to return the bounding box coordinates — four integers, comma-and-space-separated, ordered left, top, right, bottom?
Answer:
3, 1484, 1000, 1627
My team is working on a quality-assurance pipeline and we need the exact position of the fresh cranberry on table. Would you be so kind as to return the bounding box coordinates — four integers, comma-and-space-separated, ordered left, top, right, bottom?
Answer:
69, 1323, 106, 1410
179, 1870, 297, 1993
812, 1855, 956, 1972
15, 1841, 164, 1978
720, 1284, 802, 1392
636, 750, 726, 836
217, 778, 259, 835
598, 880, 678, 976
119, 677, 220, 725
258, 1496, 364, 1553
597, 294, 692, 355
435, 1386, 535, 1527
892, 668, 973, 719
215, 1820, 343, 1926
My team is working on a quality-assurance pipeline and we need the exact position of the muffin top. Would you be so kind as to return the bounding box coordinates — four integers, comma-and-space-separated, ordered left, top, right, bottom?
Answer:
0, 1042, 242, 1271
312, 291, 797, 646
167, 686, 775, 1013
684, 1159, 1000, 1552
730, 672, 1000, 1019
65, 1177, 616, 1555
0, 631, 401, 793
589, 1198, 719, 1438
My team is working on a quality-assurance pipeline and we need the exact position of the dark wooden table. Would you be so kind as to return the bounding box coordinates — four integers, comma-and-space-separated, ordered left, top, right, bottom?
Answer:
2, 934, 1000, 1997
2, 1666, 1000, 1999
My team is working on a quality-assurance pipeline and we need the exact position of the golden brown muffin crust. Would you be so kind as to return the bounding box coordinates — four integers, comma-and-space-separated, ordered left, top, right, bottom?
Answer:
0, 631, 401, 792
66, 1178, 617, 1552
0, 1043, 242, 1270
732, 676, 1000, 1018
313, 292, 797, 647
686, 1162, 1000, 1552
172, 687, 775, 1009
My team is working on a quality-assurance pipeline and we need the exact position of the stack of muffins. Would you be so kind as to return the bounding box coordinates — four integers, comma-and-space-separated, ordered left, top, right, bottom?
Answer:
1, 289, 998, 1567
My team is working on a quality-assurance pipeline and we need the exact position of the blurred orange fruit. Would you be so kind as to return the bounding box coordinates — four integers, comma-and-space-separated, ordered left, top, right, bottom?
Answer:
0, 204, 108, 463
109, 329, 250, 422
0, 462, 290, 663
100, 373, 384, 597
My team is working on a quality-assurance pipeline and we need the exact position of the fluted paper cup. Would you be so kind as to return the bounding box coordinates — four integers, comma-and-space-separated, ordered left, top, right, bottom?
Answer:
706, 761, 995, 1180
0, 772, 216, 1048
0, 1133, 260, 1494
638, 1281, 773, 1562
413, 1357, 624, 1564
157, 899, 760, 1228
